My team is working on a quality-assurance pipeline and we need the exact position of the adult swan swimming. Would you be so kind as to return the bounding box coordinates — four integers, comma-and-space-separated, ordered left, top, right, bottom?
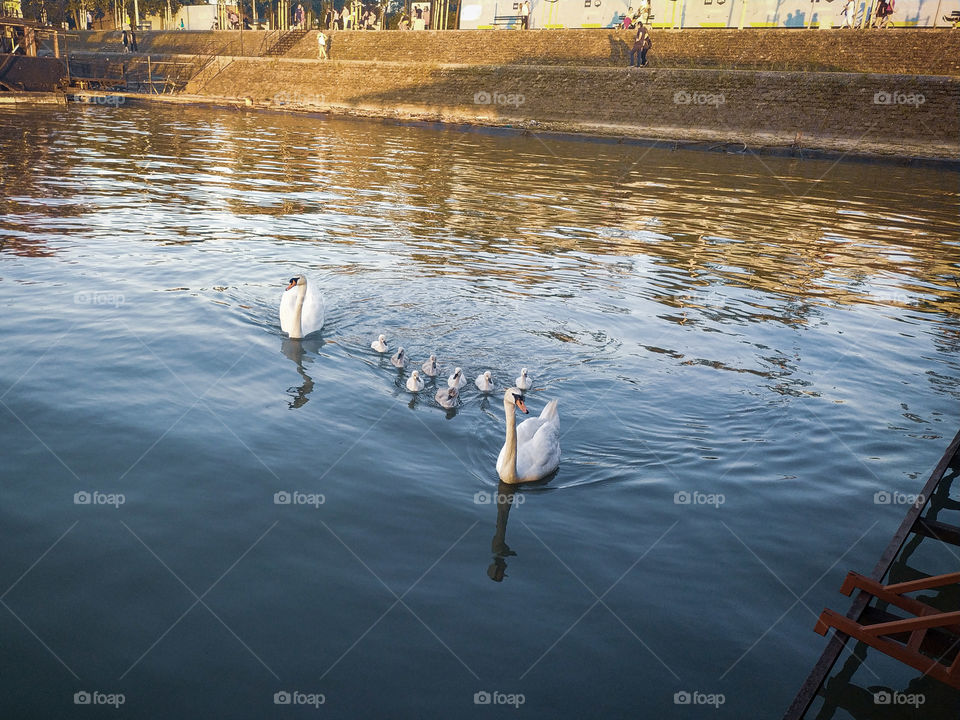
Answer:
279, 275, 325, 339
496, 387, 561, 484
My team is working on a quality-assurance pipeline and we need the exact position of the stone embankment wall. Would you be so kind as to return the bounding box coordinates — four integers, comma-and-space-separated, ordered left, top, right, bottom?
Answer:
71, 29, 960, 76
186, 58, 958, 157
68, 29, 960, 159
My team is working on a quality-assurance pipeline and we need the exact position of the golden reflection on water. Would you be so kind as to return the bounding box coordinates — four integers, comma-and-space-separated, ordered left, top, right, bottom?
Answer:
1, 105, 958, 320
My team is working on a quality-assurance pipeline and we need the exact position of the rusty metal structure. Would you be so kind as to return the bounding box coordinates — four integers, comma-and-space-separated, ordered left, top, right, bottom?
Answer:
0, 17, 69, 91
785, 429, 960, 719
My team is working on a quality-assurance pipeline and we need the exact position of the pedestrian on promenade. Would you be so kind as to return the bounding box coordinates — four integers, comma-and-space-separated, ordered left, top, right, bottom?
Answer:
521, 0, 531, 29
398, 15, 410, 30
622, 10, 633, 29
841, 0, 856, 27
873, 0, 894, 27
317, 29, 327, 59
629, 20, 651, 67
638, 0, 651, 24
121, 28, 129, 52
130, 27, 138, 52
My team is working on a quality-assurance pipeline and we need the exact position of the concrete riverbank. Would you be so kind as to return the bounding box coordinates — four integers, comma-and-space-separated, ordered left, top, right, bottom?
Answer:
65, 29, 960, 160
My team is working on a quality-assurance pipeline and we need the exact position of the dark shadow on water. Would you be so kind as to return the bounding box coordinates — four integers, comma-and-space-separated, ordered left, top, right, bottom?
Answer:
280, 337, 323, 409
487, 482, 521, 583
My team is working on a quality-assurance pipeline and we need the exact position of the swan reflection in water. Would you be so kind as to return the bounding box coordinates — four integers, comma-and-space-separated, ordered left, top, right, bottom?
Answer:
280, 338, 323, 409
487, 482, 523, 582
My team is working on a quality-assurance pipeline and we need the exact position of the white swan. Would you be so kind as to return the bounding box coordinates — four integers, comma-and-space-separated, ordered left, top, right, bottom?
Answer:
422, 355, 439, 377
448, 367, 467, 389
391, 347, 408, 369
279, 275, 325, 339
436, 385, 458, 409
475, 371, 494, 392
515, 368, 532, 390
406, 370, 424, 392
496, 387, 561, 484
371, 334, 388, 352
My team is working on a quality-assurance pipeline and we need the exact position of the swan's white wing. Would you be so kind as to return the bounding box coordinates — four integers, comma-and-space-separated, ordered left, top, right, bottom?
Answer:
515, 400, 559, 445
516, 419, 561, 481
279, 288, 297, 334
299, 284, 325, 337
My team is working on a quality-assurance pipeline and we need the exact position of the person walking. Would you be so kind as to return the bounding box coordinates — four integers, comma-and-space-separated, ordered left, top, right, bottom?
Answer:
841, 0, 856, 27
121, 28, 129, 52
629, 20, 651, 67
317, 29, 327, 59
521, 0, 531, 29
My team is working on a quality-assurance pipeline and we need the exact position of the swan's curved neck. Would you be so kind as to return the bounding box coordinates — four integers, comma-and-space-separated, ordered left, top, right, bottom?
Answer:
290, 285, 306, 339
502, 402, 519, 484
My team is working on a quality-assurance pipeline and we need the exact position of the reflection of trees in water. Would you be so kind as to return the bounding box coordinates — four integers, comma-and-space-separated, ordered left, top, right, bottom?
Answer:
4, 105, 958, 319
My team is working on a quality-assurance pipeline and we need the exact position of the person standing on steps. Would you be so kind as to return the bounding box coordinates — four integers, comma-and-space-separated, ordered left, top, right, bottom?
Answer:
317, 29, 327, 59
629, 20, 651, 67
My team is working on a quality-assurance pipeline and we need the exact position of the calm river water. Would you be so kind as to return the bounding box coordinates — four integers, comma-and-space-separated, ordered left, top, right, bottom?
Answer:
1, 104, 958, 719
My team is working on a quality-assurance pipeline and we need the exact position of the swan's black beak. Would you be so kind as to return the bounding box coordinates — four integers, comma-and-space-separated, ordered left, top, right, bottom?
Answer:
514, 395, 528, 414
285, 279, 297, 291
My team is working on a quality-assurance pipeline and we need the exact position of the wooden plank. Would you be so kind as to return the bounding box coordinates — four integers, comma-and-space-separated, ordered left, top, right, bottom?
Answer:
860, 611, 960, 636
819, 611, 960, 689
782, 427, 960, 720
886, 571, 960, 593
